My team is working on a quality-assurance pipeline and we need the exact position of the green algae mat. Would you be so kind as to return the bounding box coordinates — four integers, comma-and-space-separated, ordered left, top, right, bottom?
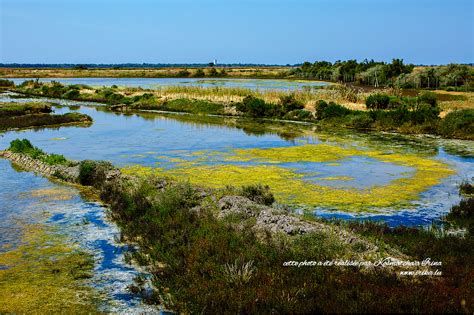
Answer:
122, 143, 455, 212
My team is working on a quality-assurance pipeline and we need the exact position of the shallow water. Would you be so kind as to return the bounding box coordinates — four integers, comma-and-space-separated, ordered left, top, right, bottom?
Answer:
0, 92, 473, 312
1, 95, 472, 225
0, 159, 157, 313
8, 77, 328, 91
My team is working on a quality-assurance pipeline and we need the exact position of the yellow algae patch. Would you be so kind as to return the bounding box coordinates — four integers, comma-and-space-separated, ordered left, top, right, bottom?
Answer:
26, 187, 76, 201
121, 164, 163, 178
228, 144, 361, 163
159, 144, 455, 211
0, 224, 99, 313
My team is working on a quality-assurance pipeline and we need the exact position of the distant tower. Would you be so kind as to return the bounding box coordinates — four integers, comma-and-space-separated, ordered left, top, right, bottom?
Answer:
214, 59, 217, 66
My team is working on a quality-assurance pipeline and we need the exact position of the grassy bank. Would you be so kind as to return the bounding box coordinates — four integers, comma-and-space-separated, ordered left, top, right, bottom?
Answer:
0, 101, 92, 130
0, 66, 292, 79
2, 139, 472, 313
8, 80, 474, 139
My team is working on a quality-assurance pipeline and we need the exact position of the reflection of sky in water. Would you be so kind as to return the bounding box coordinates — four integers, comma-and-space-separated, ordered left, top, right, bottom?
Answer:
282, 157, 414, 189
0, 94, 473, 228
8, 77, 328, 91
0, 159, 156, 313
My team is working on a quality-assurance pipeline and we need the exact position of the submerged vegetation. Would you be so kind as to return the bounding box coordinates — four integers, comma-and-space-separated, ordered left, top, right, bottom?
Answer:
1, 139, 472, 313
0, 223, 98, 313
125, 142, 455, 211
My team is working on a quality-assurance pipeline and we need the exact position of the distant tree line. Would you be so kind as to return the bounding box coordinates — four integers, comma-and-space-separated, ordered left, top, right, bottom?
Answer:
293, 59, 473, 90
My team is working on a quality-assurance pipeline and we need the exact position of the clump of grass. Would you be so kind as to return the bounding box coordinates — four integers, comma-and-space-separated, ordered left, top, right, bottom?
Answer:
240, 184, 275, 206
459, 180, 474, 195
8, 139, 72, 166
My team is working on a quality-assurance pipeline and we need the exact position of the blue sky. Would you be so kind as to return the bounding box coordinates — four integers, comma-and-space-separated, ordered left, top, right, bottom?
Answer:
1, 0, 473, 64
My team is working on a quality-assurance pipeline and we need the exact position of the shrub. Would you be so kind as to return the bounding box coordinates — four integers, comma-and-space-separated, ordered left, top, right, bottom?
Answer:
8, 139, 70, 165
237, 96, 276, 118
438, 109, 474, 139
62, 89, 80, 99
176, 69, 191, 77
349, 113, 373, 128
317, 101, 352, 119
9, 139, 36, 153
42, 153, 68, 165
240, 184, 275, 206
279, 94, 304, 112
366, 93, 390, 109
459, 181, 474, 195
417, 91, 437, 107
208, 68, 218, 77
193, 69, 205, 77
79, 160, 114, 187
315, 100, 328, 118
0, 79, 14, 87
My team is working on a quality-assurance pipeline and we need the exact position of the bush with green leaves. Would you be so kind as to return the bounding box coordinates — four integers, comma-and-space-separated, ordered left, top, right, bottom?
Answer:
279, 94, 304, 112
79, 160, 114, 187
366, 93, 390, 109
438, 109, 474, 139
417, 91, 437, 107
316, 101, 352, 119
62, 89, 80, 99
240, 184, 275, 206
237, 96, 277, 118
0, 79, 14, 87
193, 69, 205, 77
8, 139, 69, 165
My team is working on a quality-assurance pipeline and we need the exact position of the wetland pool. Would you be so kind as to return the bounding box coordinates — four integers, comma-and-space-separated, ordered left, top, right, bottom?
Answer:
0, 92, 473, 311
8, 77, 329, 91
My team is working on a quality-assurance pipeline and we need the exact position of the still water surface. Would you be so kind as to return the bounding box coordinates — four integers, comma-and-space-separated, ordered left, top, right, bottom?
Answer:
0, 92, 472, 311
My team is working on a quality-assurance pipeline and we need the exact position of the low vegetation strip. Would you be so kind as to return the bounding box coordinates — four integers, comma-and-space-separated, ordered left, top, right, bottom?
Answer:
9, 80, 474, 139
1, 139, 472, 313
0, 101, 92, 130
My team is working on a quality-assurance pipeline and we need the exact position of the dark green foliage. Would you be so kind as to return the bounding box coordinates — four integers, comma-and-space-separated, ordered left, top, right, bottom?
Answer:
62, 89, 80, 99
237, 96, 277, 118
158, 99, 225, 115
459, 181, 474, 195
448, 198, 474, 219
99, 88, 125, 104
208, 68, 218, 77
417, 91, 437, 107
0, 102, 52, 117
438, 109, 474, 140
8, 139, 69, 165
240, 184, 275, 206
0, 112, 91, 130
0, 79, 14, 87
193, 69, 205, 77
348, 112, 373, 128
279, 94, 304, 112
315, 101, 352, 119
79, 160, 114, 187
176, 69, 191, 77
9, 139, 37, 154
42, 153, 69, 165
366, 93, 390, 109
